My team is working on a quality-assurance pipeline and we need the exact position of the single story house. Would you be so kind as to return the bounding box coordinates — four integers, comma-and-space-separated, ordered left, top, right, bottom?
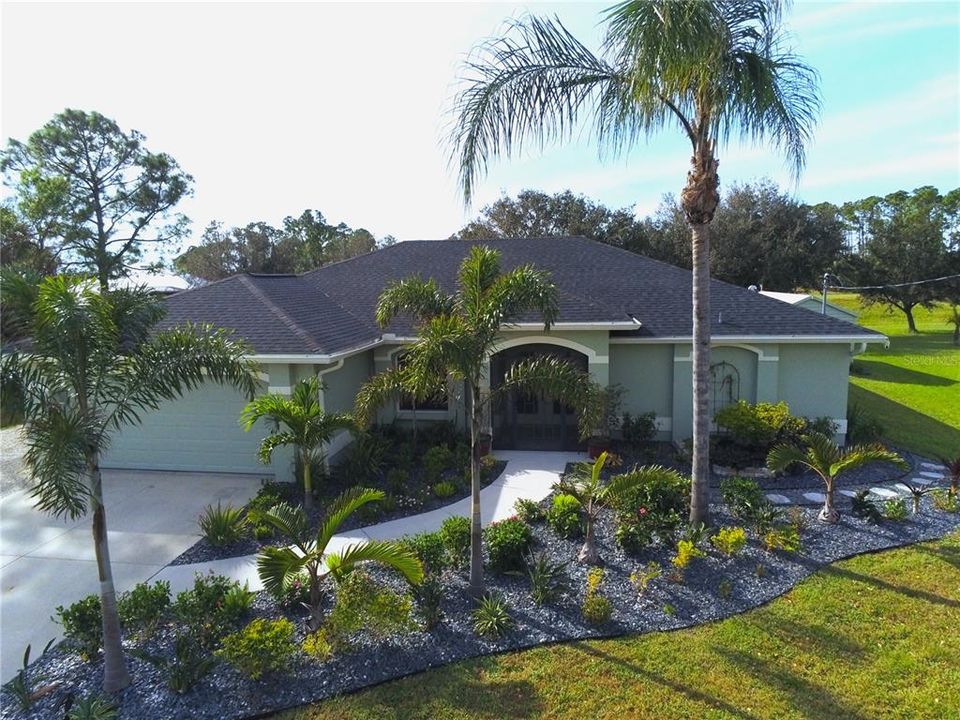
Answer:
759, 290, 858, 324
102, 237, 886, 481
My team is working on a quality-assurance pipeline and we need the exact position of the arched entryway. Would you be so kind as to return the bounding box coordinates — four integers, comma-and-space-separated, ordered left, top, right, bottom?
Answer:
489, 343, 589, 451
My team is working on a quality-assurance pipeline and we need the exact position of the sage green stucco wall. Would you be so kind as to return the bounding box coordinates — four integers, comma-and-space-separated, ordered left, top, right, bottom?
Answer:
318, 351, 374, 462
608, 344, 673, 440
778, 344, 851, 434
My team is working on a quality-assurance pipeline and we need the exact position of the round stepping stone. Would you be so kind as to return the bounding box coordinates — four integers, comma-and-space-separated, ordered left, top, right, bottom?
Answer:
802, 492, 826, 503
871, 486, 900, 499
908, 476, 934, 486
765, 493, 792, 505
920, 462, 947, 471
893, 483, 914, 494
838, 489, 859, 498
920, 471, 945, 479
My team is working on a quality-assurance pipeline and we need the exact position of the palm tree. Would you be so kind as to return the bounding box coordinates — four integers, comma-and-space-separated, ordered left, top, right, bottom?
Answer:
449, 1, 820, 525
355, 245, 597, 598
0, 276, 258, 692
256, 487, 423, 631
767, 432, 906, 523
940, 455, 960, 497
555, 451, 687, 564
241, 376, 355, 511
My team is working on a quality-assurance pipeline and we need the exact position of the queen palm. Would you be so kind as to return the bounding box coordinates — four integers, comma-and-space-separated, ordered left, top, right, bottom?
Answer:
256, 487, 423, 631
355, 245, 597, 598
450, 0, 820, 525
767, 432, 906, 523
0, 276, 258, 692
241, 376, 355, 511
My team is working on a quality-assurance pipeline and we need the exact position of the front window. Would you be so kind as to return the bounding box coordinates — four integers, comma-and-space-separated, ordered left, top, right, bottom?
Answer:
396, 352, 448, 411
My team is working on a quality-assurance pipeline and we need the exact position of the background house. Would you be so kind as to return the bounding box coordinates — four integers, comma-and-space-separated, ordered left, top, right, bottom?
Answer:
101, 237, 886, 481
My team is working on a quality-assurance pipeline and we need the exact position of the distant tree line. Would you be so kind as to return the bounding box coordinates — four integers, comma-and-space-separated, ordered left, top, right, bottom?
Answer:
454, 185, 960, 332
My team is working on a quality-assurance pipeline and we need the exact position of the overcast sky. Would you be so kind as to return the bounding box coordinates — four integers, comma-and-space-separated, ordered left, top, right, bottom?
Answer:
2, 1, 958, 250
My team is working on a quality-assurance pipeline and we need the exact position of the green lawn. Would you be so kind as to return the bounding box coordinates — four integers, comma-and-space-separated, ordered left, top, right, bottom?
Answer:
280, 532, 960, 720
825, 293, 960, 459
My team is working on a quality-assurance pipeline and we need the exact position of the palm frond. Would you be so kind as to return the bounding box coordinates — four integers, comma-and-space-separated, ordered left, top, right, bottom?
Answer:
482, 264, 558, 334
325, 540, 424, 586
256, 545, 309, 598
256, 431, 298, 465
498, 356, 597, 440
21, 404, 93, 518
375, 277, 452, 328
831, 444, 906, 478
354, 366, 409, 427
450, 14, 633, 204
766, 443, 811, 475
315, 487, 386, 553
262, 501, 312, 550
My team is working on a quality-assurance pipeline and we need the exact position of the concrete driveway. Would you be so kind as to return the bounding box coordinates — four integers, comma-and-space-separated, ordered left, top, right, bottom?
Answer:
0, 467, 262, 682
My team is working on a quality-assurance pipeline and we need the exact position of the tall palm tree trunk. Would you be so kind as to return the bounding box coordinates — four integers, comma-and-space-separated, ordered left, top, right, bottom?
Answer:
819, 479, 839, 523
466, 383, 484, 599
683, 145, 720, 526
302, 450, 314, 512
89, 460, 131, 692
578, 509, 600, 565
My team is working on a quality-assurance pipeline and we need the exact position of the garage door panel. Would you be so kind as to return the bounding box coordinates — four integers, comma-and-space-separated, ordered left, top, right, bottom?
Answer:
102, 383, 272, 475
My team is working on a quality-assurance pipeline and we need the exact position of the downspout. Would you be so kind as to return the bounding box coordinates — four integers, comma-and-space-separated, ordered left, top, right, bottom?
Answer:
316, 359, 345, 471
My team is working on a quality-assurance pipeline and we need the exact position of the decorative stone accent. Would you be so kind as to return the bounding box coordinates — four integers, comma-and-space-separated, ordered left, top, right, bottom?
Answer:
802, 492, 826, 503
765, 493, 792, 505
919, 471, 945, 479
871, 486, 900, 499
838, 489, 859, 498
713, 464, 773, 479
910, 477, 934, 486
920, 462, 947, 471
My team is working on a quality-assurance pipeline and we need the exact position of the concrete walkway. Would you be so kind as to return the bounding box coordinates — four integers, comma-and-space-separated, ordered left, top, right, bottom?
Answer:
152, 450, 585, 595
0, 470, 262, 682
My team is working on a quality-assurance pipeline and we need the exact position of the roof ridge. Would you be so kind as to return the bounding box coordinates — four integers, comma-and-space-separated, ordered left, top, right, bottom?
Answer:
238, 275, 322, 352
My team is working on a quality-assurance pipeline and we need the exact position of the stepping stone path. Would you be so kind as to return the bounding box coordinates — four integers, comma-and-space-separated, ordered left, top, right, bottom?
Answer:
765, 493, 792, 505
838, 489, 860, 498
920, 471, 945, 479
802, 492, 827, 503
908, 476, 934, 486
871, 486, 901, 499
921, 462, 947, 471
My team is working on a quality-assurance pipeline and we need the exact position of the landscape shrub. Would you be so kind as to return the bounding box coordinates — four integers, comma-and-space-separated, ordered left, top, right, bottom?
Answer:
413, 573, 445, 630
301, 629, 334, 661
266, 569, 311, 609
851, 490, 883, 524
720, 476, 780, 532
763, 524, 802, 553
217, 618, 297, 680
513, 498, 545, 523
581, 567, 612, 625
932, 488, 960, 513
847, 402, 884, 445
220, 582, 256, 618
386, 467, 410, 496
472, 594, 514, 638
198, 502, 246, 546
423, 445, 455, 484
432, 480, 457, 499
439, 515, 471, 567
55, 594, 102, 659
403, 531, 447, 573
484, 517, 533, 572
525, 552, 567, 605
671, 540, 705, 571
65, 693, 117, 720
480, 454, 499, 484
327, 571, 415, 642
547, 493, 582, 538
882, 498, 908, 521
342, 432, 389, 481
620, 411, 657, 448
714, 400, 805, 452
133, 634, 214, 694
246, 490, 283, 539
629, 561, 662, 595
614, 513, 655, 554
117, 581, 170, 638
710, 527, 747, 556
609, 467, 689, 540
681, 521, 710, 548
171, 572, 248, 648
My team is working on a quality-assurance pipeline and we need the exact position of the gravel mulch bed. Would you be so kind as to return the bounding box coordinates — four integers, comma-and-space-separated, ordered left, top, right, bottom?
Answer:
6, 491, 959, 720
170, 460, 507, 566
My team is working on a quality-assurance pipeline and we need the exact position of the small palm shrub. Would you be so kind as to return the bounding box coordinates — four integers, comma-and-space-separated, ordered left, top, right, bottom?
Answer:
221, 582, 256, 618
133, 634, 215, 694
847, 402, 884, 445
629, 561, 662, 596
439, 515, 471, 567
547, 493, 582, 538
55, 595, 102, 659
932, 488, 959, 513
681, 521, 710, 548
343, 431, 389, 481
883, 498, 908, 521
66, 694, 117, 720
484, 517, 533, 573
525, 552, 567, 605
386, 467, 410, 495
198, 502, 246, 546
217, 618, 297, 680
117, 581, 170, 639
413, 573, 445, 630
472, 594, 514, 638
581, 567, 612, 625
4, 640, 55, 711
423, 445, 455, 484
403, 531, 447, 573
301, 629, 334, 661
851, 490, 883, 524
513, 497, 545, 523
433, 480, 457, 499
710, 527, 747, 556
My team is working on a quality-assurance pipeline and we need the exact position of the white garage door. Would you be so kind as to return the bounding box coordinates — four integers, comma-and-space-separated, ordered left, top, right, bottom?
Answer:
102, 382, 272, 475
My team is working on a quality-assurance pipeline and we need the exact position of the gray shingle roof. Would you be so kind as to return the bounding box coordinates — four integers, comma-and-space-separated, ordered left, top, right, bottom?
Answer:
162, 237, 881, 355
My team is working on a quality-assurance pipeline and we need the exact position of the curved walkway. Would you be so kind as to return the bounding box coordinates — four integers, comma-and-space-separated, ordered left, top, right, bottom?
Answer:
150, 450, 585, 594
